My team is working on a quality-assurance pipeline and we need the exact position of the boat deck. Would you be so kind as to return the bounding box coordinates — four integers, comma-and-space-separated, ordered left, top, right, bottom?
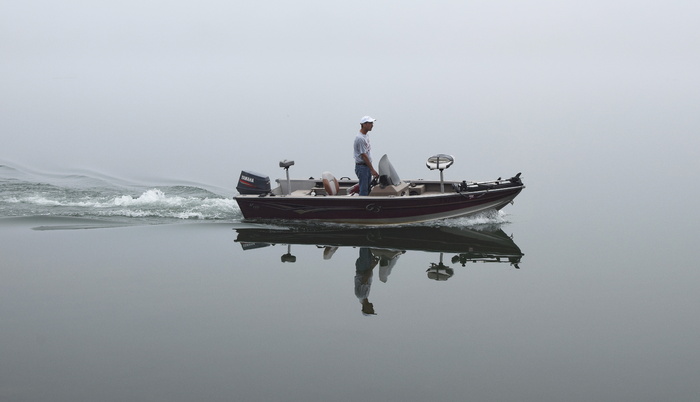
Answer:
282, 179, 450, 197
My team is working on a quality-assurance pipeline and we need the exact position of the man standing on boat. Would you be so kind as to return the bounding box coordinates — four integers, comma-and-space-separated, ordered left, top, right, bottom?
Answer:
354, 116, 379, 196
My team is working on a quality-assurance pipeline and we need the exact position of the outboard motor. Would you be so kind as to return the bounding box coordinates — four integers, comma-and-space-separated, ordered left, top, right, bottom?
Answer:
236, 170, 271, 195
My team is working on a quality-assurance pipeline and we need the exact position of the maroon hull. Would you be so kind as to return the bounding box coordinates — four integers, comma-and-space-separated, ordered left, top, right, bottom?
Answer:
236, 185, 523, 225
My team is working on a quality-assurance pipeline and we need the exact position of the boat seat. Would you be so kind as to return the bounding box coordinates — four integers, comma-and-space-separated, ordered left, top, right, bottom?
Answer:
322, 171, 340, 196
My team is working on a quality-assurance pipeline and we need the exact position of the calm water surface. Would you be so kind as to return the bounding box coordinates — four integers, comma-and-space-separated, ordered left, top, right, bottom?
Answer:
1, 162, 699, 402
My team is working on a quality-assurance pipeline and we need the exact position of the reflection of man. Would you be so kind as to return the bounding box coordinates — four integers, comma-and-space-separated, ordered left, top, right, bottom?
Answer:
355, 247, 379, 315
372, 249, 405, 283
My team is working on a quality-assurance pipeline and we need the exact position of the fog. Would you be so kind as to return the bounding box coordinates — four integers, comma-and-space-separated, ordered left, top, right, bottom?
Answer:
2, 1, 698, 193
3, 3, 700, 400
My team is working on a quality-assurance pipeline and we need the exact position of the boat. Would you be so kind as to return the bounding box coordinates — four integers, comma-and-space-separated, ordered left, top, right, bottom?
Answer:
235, 154, 524, 225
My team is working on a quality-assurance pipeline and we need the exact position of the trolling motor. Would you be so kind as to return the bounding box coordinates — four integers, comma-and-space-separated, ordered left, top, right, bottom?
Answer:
426, 154, 454, 193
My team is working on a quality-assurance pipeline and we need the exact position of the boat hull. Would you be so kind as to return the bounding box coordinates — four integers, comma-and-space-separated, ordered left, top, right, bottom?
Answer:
235, 185, 523, 225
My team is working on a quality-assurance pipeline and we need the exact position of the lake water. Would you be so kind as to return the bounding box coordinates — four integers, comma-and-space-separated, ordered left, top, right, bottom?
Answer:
1, 160, 699, 402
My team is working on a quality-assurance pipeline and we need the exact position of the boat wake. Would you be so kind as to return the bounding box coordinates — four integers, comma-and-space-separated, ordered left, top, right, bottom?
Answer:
234, 209, 511, 232
420, 209, 511, 230
0, 162, 240, 225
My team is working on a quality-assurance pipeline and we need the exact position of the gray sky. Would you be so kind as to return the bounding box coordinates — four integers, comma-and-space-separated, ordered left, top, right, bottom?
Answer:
2, 1, 698, 194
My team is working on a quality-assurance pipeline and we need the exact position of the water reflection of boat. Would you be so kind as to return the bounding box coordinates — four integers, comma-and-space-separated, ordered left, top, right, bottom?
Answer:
234, 225, 524, 269
235, 225, 524, 314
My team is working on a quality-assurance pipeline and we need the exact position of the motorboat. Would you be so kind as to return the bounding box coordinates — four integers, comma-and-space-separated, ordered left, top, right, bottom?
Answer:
234, 154, 524, 225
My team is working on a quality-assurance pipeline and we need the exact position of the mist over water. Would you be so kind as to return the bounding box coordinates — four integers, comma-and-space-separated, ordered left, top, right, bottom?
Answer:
2, 1, 700, 400
4, 155, 700, 402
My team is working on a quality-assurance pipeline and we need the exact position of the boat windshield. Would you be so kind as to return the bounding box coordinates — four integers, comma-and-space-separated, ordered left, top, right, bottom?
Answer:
377, 154, 401, 185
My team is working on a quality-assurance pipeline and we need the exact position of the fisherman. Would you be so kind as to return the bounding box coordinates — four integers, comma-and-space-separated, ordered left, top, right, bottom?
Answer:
354, 116, 379, 196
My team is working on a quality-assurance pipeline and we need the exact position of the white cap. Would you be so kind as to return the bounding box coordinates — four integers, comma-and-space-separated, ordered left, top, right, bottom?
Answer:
360, 116, 376, 124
